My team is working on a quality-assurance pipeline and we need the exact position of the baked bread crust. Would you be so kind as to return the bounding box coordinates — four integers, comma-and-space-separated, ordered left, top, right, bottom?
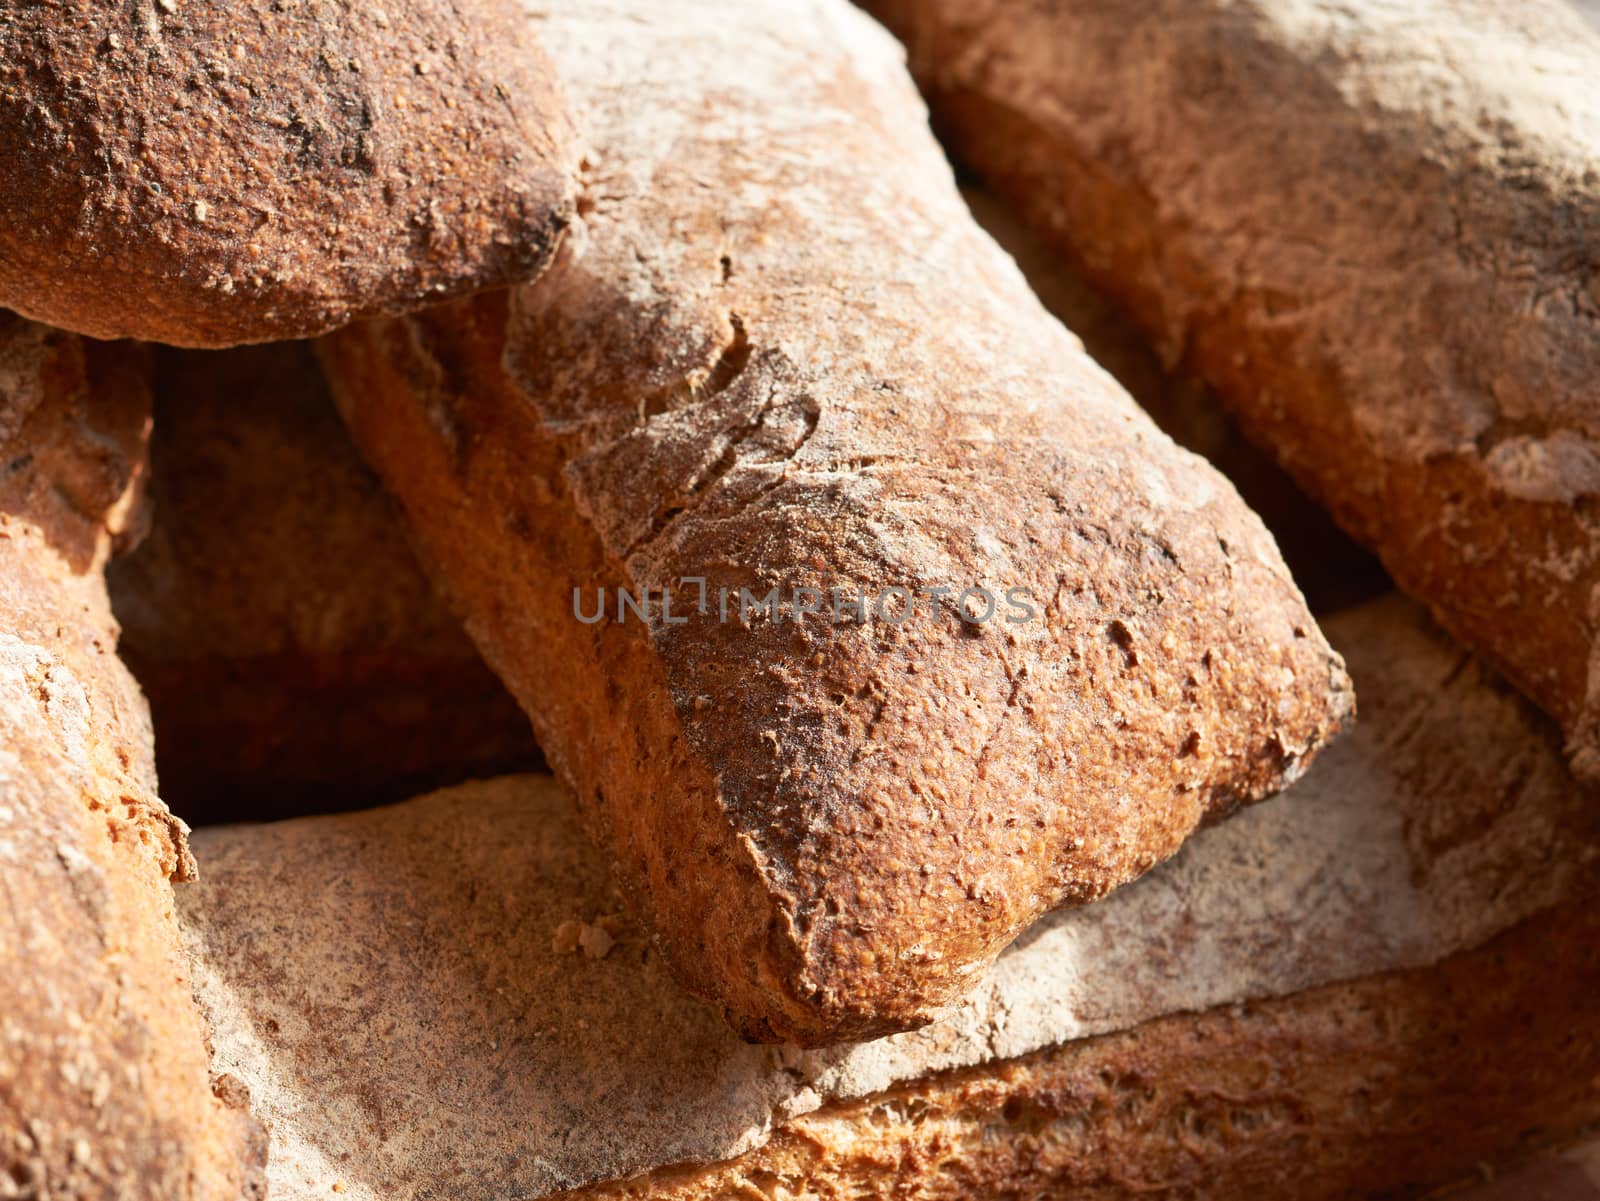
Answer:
865, 0, 1600, 774
107, 342, 540, 822
0, 0, 574, 346
0, 314, 263, 1198
587, 883, 1600, 1201
174, 593, 1598, 1198
321, 0, 1351, 1045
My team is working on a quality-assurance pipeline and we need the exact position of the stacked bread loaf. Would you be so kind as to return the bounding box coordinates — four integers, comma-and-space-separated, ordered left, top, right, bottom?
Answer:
106, 342, 543, 821
1, 0, 1595, 1198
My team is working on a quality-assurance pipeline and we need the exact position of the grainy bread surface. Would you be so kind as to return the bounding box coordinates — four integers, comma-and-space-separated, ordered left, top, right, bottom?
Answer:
321, 0, 1351, 1046
107, 342, 540, 822
591, 883, 1600, 1201
0, 314, 263, 1199
866, 0, 1600, 774
0, 0, 574, 346
177, 595, 1598, 1199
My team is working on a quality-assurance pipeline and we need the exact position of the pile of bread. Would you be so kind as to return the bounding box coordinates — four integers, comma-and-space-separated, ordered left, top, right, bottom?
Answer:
2, 1, 1597, 1198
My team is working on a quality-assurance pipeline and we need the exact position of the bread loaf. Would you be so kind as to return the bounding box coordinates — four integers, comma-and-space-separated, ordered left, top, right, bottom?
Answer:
0, 0, 574, 346
866, 0, 1600, 774
319, 0, 1352, 1046
107, 343, 541, 823
0, 314, 263, 1198
177, 595, 1600, 1200
602, 888, 1600, 1201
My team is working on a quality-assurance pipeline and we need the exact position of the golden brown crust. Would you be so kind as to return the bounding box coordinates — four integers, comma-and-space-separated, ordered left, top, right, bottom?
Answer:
866, 0, 1600, 774
0, 314, 263, 1198
585, 880, 1600, 1201
321, 0, 1351, 1046
0, 0, 575, 346
106, 342, 540, 822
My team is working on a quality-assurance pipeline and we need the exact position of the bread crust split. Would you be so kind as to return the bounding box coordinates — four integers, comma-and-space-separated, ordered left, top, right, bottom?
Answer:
0, 0, 575, 347
321, 0, 1352, 1046
0, 314, 263, 1199
106, 342, 542, 822
864, 0, 1600, 777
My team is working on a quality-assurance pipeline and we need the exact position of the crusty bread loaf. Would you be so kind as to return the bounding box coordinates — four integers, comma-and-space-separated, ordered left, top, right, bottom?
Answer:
319, 0, 1352, 1046
177, 594, 1600, 1200
0, 314, 263, 1198
0, 0, 574, 346
867, 0, 1600, 774
598, 887, 1600, 1201
106, 342, 541, 823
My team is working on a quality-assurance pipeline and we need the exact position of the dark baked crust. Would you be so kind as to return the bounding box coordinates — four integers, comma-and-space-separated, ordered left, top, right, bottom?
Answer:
586, 880, 1600, 1200
0, 314, 264, 1198
320, 0, 1352, 1046
866, 0, 1600, 774
107, 342, 540, 823
0, 0, 574, 346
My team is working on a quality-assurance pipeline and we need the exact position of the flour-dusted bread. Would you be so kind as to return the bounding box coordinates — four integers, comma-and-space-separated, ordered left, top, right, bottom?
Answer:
106, 343, 540, 822
319, 0, 1352, 1046
0, 314, 263, 1198
177, 594, 1600, 1200
868, 0, 1600, 775
0, 0, 574, 346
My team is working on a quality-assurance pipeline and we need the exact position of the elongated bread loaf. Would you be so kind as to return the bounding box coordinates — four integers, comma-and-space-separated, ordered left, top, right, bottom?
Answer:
867, 0, 1600, 774
320, 0, 1351, 1045
107, 343, 541, 822
0, 315, 262, 1198
178, 595, 1600, 1200
602, 889, 1600, 1201
0, 0, 574, 346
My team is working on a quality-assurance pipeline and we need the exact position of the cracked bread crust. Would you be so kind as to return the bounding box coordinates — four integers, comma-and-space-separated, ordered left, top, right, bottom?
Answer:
0, 0, 574, 346
321, 0, 1351, 1046
0, 314, 264, 1199
865, 0, 1600, 774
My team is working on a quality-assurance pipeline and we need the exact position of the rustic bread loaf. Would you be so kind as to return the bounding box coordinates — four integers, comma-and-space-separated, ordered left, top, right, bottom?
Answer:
319, 0, 1352, 1046
0, 0, 574, 346
106, 342, 540, 823
177, 594, 1600, 1200
866, 0, 1600, 774
0, 314, 263, 1198
605, 888, 1600, 1201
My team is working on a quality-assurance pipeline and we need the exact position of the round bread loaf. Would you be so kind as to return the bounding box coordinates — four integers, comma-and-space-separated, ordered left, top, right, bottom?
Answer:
0, 0, 574, 346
